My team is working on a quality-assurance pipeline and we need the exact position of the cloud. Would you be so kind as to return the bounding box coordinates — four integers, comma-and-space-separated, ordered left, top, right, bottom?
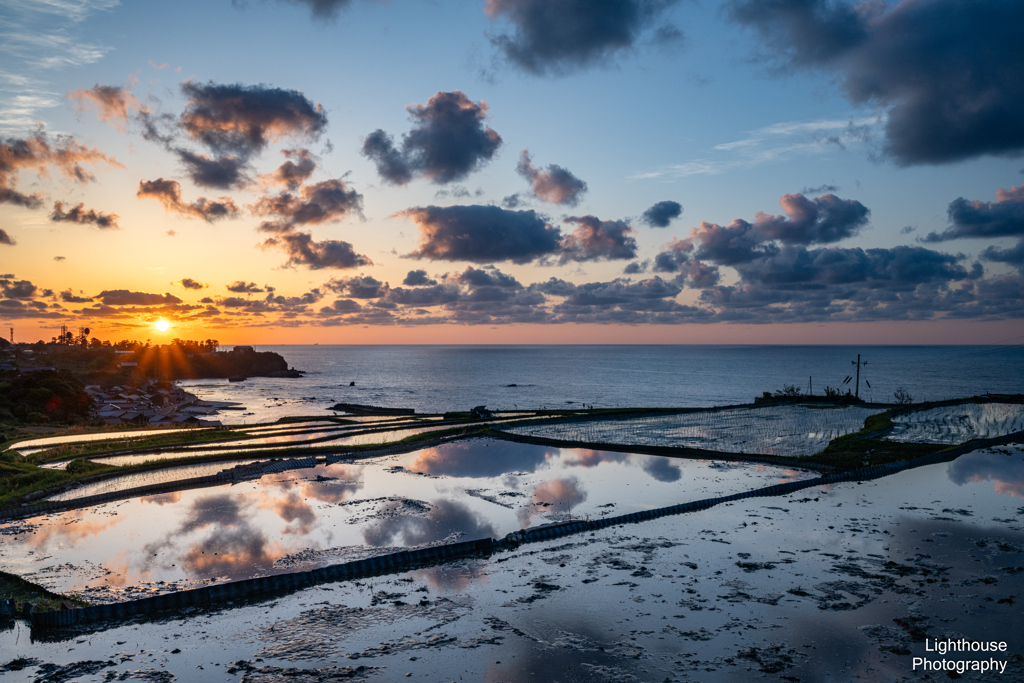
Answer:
1, 130, 120, 208
96, 290, 184, 305
137, 178, 240, 222
924, 185, 1024, 242
401, 204, 563, 264
641, 456, 681, 482
753, 192, 870, 244
1, 279, 38, 299
226, 281, 265, 293
323, 274, 388, 298
179, 81, 327, 156
59, 289, 93, 303
518, 476, 587, 525
486, 0, 683, 75
0, 229, 15, 245
559, 215, 638, 263
49, 201, 119, 229
261, 231, 373, 270
726, 0, 1024, 165
640, 200, 682, 227
408, 441, 555, 478
623, 259, 649, 274
67, 84, 141, 132
175, 149, 249, 189
444, 265, 522, 289
259, 148, 317, 190
515, 150, 587, 205
276, 0, 354, 21
362, 91, 502, 185
947, 448, 1024, 498
981, 240, 1024, 272
402, 269, 436, 286
177, 278, 207, 290
252, 178, 362, 232
651, 240, 721, 288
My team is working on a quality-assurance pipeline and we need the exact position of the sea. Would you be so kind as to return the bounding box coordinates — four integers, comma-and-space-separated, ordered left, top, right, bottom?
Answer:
178, 345, 1024, 424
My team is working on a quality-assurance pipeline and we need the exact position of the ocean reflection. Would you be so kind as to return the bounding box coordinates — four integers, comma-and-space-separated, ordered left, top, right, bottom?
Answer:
948, 448, 1024, 497
362, 499, 496, 547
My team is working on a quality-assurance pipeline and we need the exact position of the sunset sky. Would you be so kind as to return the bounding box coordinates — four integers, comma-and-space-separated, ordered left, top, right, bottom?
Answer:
2, 0, 1023, 344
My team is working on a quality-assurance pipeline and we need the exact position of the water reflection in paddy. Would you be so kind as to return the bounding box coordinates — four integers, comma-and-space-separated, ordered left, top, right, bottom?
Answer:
0, 439, 814, 602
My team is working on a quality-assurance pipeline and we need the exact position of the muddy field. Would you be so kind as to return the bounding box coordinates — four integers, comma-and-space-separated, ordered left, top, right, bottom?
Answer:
3, 438, 1023, 682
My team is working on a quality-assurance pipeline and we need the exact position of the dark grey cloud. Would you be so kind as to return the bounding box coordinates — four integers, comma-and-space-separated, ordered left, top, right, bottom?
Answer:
323, 275, 389, 298
261, 231, 372, 270
59, 289, 93, 303
981, 240, 1024, 272
180, 81, 327, 156
261, 148, 317, 190
640, 200, 682, 227
623, 259, 649, 274
401, 204, 563, 264
687, 219, 775, 265
727, 0, 1024, 165
652, 241, 721, 288
734, 245, 974, 290
924, 185, 1024, 242
362, 91, 502, 185
177, 278, 207, 290
50, 201, 120, 229
559, 215, 638, 263
501, 193, 525, 208
444, 265, 522, 289
137, 178, 240, 222
754, 192, 869, 245
176, 149, 250, 189
515, 150, 588, 206
97, 290, 184, 305
252, 178, 363, 233
1, 279, 37, 299
486, 0, 683, 75
67, 84, 141, 131
402, 269, 437, 286
276, 0, 353, 21
226, 281, 264, 293
0, 229, 16, 246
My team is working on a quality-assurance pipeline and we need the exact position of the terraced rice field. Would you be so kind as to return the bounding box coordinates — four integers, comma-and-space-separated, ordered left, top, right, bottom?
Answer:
500, 404, 879, 457
886, 402, 1024, 444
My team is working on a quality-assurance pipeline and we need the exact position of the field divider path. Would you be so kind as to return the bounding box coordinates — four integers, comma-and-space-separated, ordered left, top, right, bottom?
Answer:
23, 429, 1023, 632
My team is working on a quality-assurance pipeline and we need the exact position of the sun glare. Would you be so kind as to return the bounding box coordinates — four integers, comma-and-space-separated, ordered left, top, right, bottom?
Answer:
155, 320, 170, 332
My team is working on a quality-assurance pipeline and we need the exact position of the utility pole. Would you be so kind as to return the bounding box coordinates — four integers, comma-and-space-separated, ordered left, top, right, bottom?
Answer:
851, 354, 866, 398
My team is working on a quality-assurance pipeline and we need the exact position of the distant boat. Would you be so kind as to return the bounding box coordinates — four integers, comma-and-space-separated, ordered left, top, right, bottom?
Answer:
229, 376, 246, 382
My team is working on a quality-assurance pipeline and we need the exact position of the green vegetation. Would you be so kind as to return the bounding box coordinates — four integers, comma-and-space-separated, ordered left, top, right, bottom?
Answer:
0, 370, 93, 423
0, 450, 118, 507
0, 570, 89, 614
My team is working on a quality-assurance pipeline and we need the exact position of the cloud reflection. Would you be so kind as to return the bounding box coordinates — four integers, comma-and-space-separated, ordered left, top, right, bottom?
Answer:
948, 449, 1024, 497
518, 477, 587, 526
363, 499, 496, 547
408, 440, 557, 478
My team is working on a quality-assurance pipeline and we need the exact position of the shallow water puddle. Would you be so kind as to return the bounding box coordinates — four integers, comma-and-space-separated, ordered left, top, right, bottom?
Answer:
0, 438, 813, 603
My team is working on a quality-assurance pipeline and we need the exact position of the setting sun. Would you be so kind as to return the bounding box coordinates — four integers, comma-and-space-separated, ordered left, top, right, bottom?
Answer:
155, 320, 170, 332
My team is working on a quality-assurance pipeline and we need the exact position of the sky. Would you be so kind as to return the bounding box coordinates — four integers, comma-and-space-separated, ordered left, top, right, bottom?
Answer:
1, 0, 1023, 345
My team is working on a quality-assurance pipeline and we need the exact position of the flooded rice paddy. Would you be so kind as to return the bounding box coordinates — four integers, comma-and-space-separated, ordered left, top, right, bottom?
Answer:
501, 404, 880, 457
887, 402, 1024, 444
3, 440, 1022, 682
1, 439, 815, 604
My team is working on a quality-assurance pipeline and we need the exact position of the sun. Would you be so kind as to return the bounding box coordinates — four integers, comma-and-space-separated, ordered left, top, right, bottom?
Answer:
155, 319, 170, 332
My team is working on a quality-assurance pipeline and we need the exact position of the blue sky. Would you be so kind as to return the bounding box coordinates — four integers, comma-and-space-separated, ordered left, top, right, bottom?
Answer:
1, 0, 1022, 344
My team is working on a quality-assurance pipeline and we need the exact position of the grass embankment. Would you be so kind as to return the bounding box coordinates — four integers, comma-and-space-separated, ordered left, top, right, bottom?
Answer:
0, 570, 90, 615
0, 453, 117, 508
807, 408, 944, 469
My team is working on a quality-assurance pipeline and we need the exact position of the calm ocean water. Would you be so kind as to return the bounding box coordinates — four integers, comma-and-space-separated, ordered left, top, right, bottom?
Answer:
179, 345, 1024, 422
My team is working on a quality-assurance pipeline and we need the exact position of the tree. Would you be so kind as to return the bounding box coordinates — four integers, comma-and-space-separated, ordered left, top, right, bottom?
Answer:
893, 387, 913, 405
